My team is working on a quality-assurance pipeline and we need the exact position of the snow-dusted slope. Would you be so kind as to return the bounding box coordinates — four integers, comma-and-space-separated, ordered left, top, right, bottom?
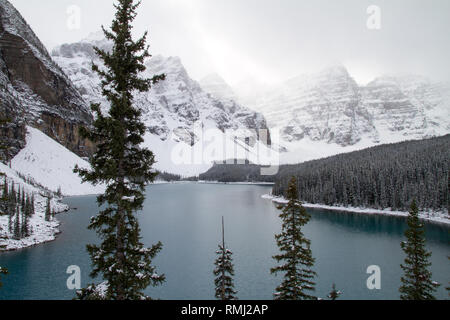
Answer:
239, 65, 450, 159
0, 162, 68, 251
52, 36, 277, 175
11, 126, 105, 196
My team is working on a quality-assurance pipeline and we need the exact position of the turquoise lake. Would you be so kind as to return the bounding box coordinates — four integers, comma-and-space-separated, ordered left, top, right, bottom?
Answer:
0, 183, 448, 300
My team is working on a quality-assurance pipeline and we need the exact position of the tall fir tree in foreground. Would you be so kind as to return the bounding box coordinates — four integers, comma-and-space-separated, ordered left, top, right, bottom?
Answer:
74, 0, 165, 300
213, 217, 237, 300
271, 177, 316, 300
399, 200, 440, 300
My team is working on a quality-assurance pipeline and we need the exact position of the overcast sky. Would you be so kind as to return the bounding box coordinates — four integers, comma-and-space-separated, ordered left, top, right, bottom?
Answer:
9, 0, 450, 86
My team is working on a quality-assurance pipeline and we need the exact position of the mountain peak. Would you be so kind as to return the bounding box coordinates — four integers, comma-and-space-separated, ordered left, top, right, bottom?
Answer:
200, 73, 228, 84
319, 63, 350, 77
0, 0, 53, 67
0, 0, 93, 158
199, 73, 236, 101
82, 30, 105, 42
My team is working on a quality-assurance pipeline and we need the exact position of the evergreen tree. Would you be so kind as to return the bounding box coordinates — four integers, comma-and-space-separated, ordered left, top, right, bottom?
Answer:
45, 197, 51, 222
0, 177, 8, 215
56, 186, 62, 198
0, 122, 10, 277
213, 217, 237, 300
327, 283, 342, 300
13, 204, 20, 240
8, 184, 16, 233
21, 197, 29, 238
0, 266, 7, 288
74, 0, 165, 300
271, 177, 316, 300
30, 194, 35, 216
399, 200, 440, 300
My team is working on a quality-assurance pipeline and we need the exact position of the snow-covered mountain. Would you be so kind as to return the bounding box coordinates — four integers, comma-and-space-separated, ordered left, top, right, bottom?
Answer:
236, 65, 450, 156
0, 0, 93, 159
361, 75, 450, 142
199, 73, 237, 101
52, 36, 275, 175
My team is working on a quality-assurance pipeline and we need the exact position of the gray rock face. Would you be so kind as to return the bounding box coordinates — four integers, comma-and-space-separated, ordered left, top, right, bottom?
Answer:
361, 76, 450, 141
52, 38, 270, 147
244, 65, 450, 147
0, 0, 94, 159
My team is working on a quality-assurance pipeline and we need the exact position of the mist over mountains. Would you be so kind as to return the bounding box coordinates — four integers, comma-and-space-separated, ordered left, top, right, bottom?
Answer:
201, 66, 450, 152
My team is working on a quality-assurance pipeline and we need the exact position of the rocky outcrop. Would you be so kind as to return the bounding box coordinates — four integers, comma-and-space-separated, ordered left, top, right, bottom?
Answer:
0, 0, 93, 159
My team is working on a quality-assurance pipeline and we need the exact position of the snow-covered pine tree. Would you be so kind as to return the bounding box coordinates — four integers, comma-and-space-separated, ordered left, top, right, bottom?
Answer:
399, 200, 440, 300
327, 283, 342, 300
74, 0, 165, 300
13, 203, 21, 239
0, 117, 8, 171
213, 217, 237, 300
45, 197, 51, 222
0, 177, 7, 215
21, 194, 30, 237
271, 177, 316, 300
31, 194, 35, 216
8, 184, 16, 233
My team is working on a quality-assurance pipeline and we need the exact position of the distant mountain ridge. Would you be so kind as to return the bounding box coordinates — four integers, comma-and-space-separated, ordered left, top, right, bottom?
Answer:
52, 36, 274, 175
234, 65, 450, 148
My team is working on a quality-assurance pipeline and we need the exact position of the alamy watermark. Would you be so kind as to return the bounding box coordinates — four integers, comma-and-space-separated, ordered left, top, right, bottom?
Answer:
367, 5, 381, 30
366, 265, 381, 290
66, 5, 81, 30
66, 265, 81, 290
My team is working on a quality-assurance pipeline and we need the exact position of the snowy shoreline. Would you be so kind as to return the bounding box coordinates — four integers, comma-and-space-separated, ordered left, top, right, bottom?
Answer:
0, 164, 70, 252
261, 194, 450, 227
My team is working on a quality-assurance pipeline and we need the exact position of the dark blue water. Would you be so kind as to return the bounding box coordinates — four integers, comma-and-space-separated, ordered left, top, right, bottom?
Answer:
0, 183, 449, 300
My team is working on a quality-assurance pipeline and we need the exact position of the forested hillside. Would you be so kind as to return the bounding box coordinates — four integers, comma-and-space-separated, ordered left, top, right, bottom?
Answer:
199, 162, 275, 183
273, 135, 449, 212
200, 135, 449, 212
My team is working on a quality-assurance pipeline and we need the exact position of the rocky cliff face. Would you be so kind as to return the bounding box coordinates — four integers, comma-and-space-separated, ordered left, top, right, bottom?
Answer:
241, 65, 450, 148
0, 0, 93, 159
361, 75, 450, 142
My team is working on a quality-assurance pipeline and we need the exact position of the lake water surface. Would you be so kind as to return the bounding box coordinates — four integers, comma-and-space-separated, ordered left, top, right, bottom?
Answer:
0, 183, 449, 300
